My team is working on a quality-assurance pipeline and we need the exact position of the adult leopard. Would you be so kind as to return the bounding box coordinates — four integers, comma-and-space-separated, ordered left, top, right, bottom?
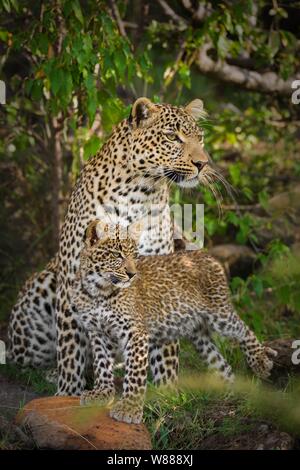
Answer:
8, 98, 212, 395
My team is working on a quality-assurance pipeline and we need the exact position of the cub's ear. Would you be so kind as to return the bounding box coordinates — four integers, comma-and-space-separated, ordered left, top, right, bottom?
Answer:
129, 97, 158, 128
84, 220, 109, 246
184, 99, 207, 120
127, 218, 145, 245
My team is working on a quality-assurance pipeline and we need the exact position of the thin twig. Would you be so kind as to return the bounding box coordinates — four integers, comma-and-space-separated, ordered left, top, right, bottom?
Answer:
109, 0, 128, 39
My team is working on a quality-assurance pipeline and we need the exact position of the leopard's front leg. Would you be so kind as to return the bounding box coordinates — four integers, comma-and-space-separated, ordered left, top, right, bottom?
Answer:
80, 331, 115, 406
110, 327, 149, 424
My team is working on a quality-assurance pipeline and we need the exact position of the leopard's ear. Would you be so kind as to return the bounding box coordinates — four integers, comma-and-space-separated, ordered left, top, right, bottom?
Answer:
84, 220, 109, 246
127, 218, 145, 245
129, 97, 158, 128
184, 99, 206, 120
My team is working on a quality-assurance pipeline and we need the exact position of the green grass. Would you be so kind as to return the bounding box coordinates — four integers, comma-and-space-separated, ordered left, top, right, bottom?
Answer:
143, 372, 300, 449
144, 386, 217, 449
1, 341, 299, 450
1, 363, 56, 395
1, 250, 299, 450
142, 319, 300, 450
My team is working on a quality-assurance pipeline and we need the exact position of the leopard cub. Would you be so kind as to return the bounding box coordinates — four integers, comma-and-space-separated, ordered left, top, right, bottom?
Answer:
71, 220, 277, 424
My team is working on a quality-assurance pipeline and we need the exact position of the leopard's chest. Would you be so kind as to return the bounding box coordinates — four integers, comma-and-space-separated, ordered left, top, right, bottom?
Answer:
58, 155, 175, 287
76, 297, 128, 341
94, 184, 174, 256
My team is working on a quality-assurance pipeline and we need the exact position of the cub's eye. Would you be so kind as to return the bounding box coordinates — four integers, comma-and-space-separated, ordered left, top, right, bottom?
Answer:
113, 256, 123, 265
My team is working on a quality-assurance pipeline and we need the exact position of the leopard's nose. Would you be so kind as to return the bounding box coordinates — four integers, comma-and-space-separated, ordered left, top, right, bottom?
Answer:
126, 271, 136, 279
192, 160, 207, 172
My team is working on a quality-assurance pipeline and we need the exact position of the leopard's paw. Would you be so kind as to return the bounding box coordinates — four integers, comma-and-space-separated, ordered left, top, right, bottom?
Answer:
80, 388, 115, 407
110, 398, 143, 424
223, 366, 235, 384
45, 368, 58, 385
249, 346, 277, 379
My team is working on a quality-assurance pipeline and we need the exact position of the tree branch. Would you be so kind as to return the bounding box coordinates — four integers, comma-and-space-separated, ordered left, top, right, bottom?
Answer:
196, 44, 300, 96
181, 0, 212, 23
109, 0, 128, 39
156, 0, 187, 29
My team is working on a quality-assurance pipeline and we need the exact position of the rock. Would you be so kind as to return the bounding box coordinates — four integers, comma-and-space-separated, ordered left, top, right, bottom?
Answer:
260, 431, 294, 450
266, 185, 300, 218
16, 396, 152, 450
209, 244, 256, 278
254, 215, 299, 247
265, 338, 300, 383
254, 185, 300, 248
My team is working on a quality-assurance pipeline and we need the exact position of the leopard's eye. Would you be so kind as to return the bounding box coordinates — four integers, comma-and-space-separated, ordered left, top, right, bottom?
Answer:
165, 132, 182, 143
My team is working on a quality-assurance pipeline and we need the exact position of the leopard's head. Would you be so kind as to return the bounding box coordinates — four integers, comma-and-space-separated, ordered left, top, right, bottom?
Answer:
79, 220, 140, 294
129, 97, 211, 188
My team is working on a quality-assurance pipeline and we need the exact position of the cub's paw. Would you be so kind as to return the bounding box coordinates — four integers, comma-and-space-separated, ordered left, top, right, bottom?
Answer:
80, 388, 115, 407
110, 398, 143, 424
45, 368, 58, 385
221, 365, 235, 384
249, 346, 278, 379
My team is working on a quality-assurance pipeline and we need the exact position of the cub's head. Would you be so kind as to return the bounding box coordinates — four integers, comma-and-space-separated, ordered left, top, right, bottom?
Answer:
129, 97, 210, 188
79, 220, 140, 294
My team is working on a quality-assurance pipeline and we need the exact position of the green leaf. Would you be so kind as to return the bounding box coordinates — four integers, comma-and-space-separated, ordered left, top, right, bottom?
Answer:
226, 211, 239, 226
243, 186, 253, 201
60, 70, 73, 105
49, 67, 64, 96
83, 136, 101, 160
258, 190, 269, 210
205, 217, 218, 236
30, 79, 43, 100
292, 291, 300, 312
36, 33, 48, 55
217, 35, 229, 59
0, 29, 9, 42
2, 0, 11, 13
113, 49, 127, 79
178, 62, 191, 89
252, 276, 264, 297
269, 31, 280, 57
223, 10, 233, 33
84, 72, 98, 122
72, 0, 84, 25
229, 164, 241, 186
277, 285, 292, 304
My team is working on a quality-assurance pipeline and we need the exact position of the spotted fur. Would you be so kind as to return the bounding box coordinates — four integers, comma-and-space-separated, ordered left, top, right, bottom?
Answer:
72, 220, 277, 424
7, 257, 57, 367
8, 98, 213, 395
